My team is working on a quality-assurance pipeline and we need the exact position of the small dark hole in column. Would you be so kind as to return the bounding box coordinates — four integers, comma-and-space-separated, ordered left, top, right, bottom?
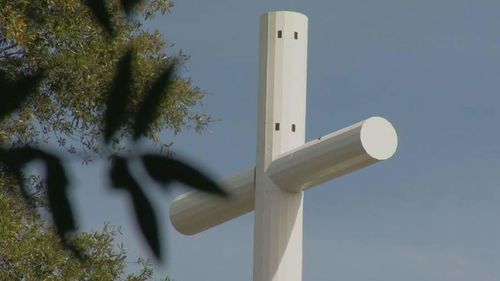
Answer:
292, 124, 296, 132
277, 30, 282, 38
275, 123, 280, 131
294, 32, 298, 40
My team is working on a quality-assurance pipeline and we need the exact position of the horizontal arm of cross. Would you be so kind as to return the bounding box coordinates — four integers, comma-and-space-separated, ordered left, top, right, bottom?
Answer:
169, 116, 398, 235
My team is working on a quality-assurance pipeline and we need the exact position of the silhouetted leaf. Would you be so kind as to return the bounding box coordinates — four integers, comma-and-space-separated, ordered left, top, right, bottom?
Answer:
0, 70, 44, 121
15, 148, 75, 234
82, 0, 114, 35
110, 156, 162, 260
1, 146, 80, 257
44, 154, 83, 259
104, 50, 134, 143
142, 154, 227, 196
44, 154, 75, 238
121, 0, 144, 15
110, 156, 130, 189
133, 64, 176, 140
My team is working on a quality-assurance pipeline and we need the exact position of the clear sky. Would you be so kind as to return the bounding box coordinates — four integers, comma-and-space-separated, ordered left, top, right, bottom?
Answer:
72, 0, 500, 280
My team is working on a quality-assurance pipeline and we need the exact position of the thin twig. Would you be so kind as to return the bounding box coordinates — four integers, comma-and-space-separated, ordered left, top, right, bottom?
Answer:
0, 44, 17, 53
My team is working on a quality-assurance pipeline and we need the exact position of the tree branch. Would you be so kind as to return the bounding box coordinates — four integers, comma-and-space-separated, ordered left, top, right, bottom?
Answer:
0, 50, 23, 59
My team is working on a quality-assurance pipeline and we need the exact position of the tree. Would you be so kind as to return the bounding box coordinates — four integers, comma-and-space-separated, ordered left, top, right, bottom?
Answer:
0, 0, 209, 155
0, 189, 172, 280
0, 0, 225, 264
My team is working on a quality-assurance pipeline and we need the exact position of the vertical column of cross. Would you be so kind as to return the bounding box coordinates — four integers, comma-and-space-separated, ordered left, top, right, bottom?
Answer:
254, 11, 308, 281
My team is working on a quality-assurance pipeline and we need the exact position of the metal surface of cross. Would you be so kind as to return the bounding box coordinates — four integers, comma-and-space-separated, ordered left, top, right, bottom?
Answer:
169, 11, 398, 281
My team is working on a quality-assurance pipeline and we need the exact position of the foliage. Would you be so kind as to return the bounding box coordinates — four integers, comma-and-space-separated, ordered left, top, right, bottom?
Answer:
0, 0, 226, 262
0, 0, 209, 156
0, 189, 171, 280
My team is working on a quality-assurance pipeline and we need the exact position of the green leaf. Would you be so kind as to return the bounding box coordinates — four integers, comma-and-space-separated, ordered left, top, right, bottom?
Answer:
104, 49, 134, 143
142, 154, 227, 196
110, 156, 162, 260
133, 64, 176, 140
82, 0, 114, 36
0, 70, 44, 122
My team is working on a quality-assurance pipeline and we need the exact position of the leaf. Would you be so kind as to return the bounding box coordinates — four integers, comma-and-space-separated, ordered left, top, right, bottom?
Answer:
128, 180, 162, 260
110, 156, 162, 260
44, 153, 75, 239
121, 0, 144, 15
43, 153, 83, 258
109, 156, 130, 189
104, 50, 134, 143
82, 0, 114, 36
15, 148, 76, 236
1, 146, 80, 257
0, 70, 44, 122
133, 63, 176, 140
142, 154, 227, 196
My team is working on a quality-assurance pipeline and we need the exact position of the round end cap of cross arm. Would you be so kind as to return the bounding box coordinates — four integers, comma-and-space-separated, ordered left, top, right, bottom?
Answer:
267, 11, 308, 20
360, 116, 398, 160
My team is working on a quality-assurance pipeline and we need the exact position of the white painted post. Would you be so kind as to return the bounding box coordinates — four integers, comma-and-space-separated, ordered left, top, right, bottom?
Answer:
254, 11, 308, 281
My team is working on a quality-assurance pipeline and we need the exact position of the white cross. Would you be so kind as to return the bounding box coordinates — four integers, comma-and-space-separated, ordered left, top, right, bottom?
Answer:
169, 11, 398, 281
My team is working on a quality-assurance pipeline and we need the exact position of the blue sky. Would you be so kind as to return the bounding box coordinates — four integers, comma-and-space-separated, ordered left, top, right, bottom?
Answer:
72, 0, 500, 280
